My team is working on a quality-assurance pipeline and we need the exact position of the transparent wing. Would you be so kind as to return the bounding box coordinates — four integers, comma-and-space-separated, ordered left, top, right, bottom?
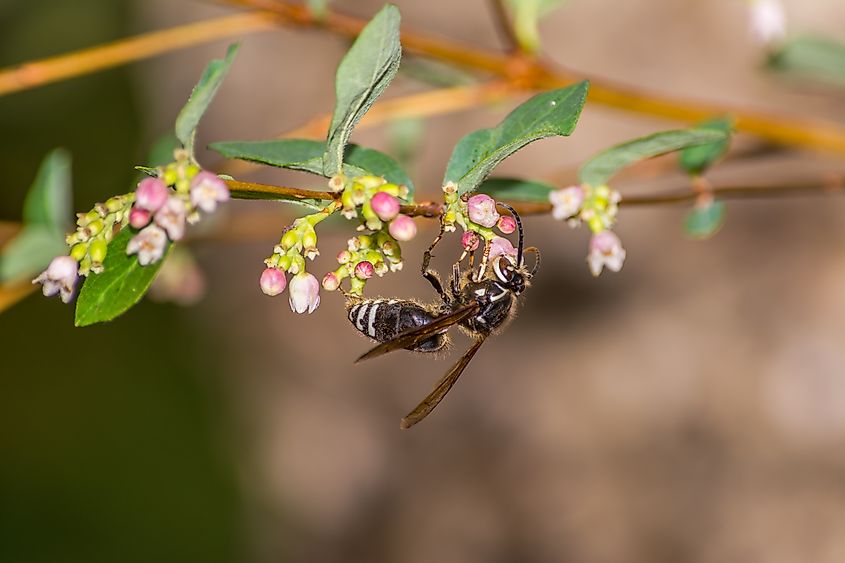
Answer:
400, 337, 486, 429
354, 303, 479, 363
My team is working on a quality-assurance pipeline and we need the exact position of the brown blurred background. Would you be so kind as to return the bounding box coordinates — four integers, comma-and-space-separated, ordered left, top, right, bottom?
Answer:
3, 1, 845, 562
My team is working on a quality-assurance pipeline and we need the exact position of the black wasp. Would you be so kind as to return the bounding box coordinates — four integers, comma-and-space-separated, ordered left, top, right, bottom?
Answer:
347, 204, 539, 429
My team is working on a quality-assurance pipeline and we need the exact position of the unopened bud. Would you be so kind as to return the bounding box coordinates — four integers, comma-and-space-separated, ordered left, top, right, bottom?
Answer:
89, 239, 108, 264
354, 261, 374, 280
281, 229, 300, 250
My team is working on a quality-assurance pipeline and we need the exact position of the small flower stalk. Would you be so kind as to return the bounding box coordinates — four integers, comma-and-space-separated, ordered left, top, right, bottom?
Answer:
33, 148, 231, 304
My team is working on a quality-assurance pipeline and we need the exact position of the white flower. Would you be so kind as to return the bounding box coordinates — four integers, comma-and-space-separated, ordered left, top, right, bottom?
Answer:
33, 255, 78, 303
190, 171, 230, 214
587, 230, 626, 276
154, 196, 187, 241
549, 186, 585, 222
127, 224, 168, 266
749, 0, 786, 45
288, 272, 321, 314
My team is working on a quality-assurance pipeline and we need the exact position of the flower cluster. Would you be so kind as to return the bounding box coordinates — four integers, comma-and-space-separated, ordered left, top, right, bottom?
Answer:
549, 184, 626, 276
324, 230, 406, 295
33, 150, 230, 303
127, 155, 229, 265
260, 208, 333, 314
441, 185, 517, 262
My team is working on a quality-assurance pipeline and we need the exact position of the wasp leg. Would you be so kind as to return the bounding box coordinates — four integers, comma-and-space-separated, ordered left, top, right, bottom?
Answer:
421, 221, 450, 304
451, 262, 462, 300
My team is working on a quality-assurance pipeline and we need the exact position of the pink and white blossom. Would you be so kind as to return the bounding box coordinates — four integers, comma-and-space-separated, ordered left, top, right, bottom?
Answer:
135, 177, 170, 212
549, 186, 585, 221
489, 236, 517, 261
388, 214, 417, 241
154, 196, 187, 241
289, 272, 321, 314
467, 194, 500, 228
587, 230, 626, 276
749, 0, 786, 45
190, 171, 230, 213
260, 267, 287, 296
127, 224, 168, 266
370, 191, 400, 221
33, 255, 78, 303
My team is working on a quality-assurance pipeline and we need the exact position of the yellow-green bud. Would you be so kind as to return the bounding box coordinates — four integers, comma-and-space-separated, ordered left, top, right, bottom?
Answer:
89, 239, 108, 264
281, 229, 300, 250
378, 183, 400, 197
288, 254, 306, 275
302, 229, 318, 250
278, 254, 292, 271
86, 219, 105, 237
105, 196, 125, 213
358, 235, 373, 249
163, 167, 178, 186
70, 243, 88, 262
356, 175, 386, 189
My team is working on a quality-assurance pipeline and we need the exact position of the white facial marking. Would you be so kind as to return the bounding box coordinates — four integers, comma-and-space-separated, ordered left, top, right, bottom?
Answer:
493, 258, 508, 283
474, 289, 485, 296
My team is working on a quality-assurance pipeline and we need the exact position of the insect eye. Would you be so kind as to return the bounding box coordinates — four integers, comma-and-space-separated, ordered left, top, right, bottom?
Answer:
493, 256, 516, 283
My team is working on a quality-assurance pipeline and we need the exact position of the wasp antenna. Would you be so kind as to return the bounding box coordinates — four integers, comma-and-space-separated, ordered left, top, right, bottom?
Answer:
523, 246, 541, 277
496, 202, 524, 267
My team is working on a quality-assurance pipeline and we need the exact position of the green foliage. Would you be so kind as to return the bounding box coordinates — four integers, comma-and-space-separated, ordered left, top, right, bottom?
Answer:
477, 177, 555, 202
684, 201, 726, 240
679, 118, 734, 175
175, 43, 240, 158
74, 228, 171, 327
209, 139, 414, 197
579, 129, 729, 187
504, 0, 568, 54
444, 81, 589, 195
0, 149, 72, 282
768, 35, 845, 86
323, 5, 401, 176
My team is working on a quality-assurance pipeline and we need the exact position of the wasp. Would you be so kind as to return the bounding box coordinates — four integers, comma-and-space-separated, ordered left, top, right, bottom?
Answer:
347, 204, 539, 429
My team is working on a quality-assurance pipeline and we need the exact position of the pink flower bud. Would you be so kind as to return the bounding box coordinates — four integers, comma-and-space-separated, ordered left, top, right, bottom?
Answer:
129, 206, 151, 229
489, 236, 517, 261
355, 261, 375, 280
259, 267, 287, 296
467, 194, 500, 228
461, 230, 480, 251
135, 177, 170, 212
322, 272, 340, 291
388, 214, 417, 242
289, 272, 320, 314
370, 191, 400, 221
33, 255, 79, 303
497, 215, 517, 235
337, 250, 352, 264
587, 230, 626, 276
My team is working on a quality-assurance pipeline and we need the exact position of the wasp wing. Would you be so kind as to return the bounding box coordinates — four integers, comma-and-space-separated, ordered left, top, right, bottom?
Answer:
400, 337, 486, 429
355, 303, 480, 363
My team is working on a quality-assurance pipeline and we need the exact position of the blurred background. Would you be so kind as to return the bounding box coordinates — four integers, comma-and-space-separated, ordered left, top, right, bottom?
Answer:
4, 1, 845, 562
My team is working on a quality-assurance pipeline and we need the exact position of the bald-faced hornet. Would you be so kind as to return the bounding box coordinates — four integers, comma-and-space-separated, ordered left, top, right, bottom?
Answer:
348, 204, 539, 429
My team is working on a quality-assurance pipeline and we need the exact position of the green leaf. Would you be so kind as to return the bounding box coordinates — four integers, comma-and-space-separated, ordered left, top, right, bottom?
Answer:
679, 118, 733, 175
477, 177, 555, 203
0, 227, 67, 283
23, 148, 72, 233
209, 139, 414, 197
74, 228, 171, 327
175, 43, 239, 157
768, 35, 845, 86
684, 201, 725, 240
324, 5, 401, 175
444, 81, 589, 195
579, 129, 729, 187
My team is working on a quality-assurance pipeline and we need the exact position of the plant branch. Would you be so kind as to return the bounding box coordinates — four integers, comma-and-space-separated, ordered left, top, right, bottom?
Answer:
488, 0, 522, 55
0, 12, 277, 97
225, 0, 845, 156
